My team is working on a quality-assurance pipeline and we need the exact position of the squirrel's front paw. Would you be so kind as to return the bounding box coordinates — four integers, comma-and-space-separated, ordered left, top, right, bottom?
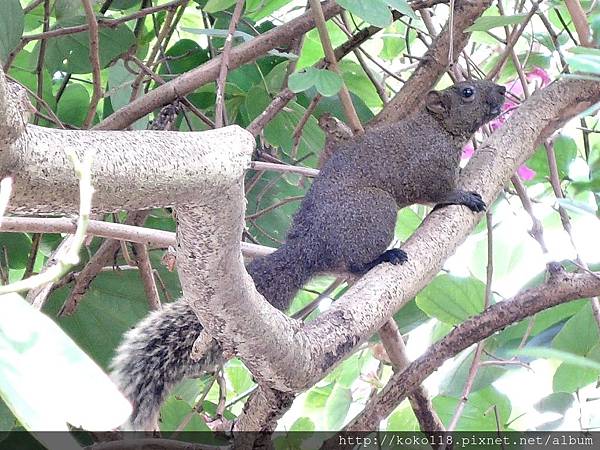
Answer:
463, 191, 486, 212
380, 248, 408, 265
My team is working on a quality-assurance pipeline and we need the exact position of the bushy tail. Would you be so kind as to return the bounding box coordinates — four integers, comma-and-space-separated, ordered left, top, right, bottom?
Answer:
111, 238, 318, 430
110, 301, 222, 430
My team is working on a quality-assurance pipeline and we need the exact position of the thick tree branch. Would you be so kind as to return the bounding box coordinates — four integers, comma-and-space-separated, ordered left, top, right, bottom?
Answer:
340, 267, 600, 433
1, 124, 253, 214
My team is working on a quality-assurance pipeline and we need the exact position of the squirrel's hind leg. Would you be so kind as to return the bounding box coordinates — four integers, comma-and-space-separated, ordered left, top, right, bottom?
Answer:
348, 248, 407, 274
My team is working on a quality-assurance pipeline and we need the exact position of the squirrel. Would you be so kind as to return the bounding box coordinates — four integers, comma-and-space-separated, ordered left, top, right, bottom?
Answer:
110, 80, 506, 430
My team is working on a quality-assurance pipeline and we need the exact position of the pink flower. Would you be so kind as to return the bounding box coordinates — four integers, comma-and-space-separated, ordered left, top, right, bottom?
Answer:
484, 68, 548, 180
527, 67, 551, 87
490, 67, 551, 131
517, 165, 536, 181
462, 142, 474, 159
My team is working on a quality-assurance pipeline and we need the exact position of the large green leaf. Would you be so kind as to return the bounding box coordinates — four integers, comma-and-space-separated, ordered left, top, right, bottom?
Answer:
0, 0, 24, 63
0, 233, 32, 271
44, 259, 181, 369
57, 83, 90, 128
289, 67, 343, 97
434, 386, 511, 431
0, 294, 131, 433
526, 135, 577, 184
45, 18, 135, 74
438, 342, 508, 398
379, 21, 407, 61
159, 39, 210, 76
416, 275, 486, 325
566, 47, 600, 75
304, 383, 333, 412
204, 0, 237, 13
385, 0, 418, 20
325, 384, 352, 429
552, 303, 600, 356
336, 0, 393, 28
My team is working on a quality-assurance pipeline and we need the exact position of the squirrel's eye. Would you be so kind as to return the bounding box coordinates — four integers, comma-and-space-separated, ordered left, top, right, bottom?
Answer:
462, 87, 474, 98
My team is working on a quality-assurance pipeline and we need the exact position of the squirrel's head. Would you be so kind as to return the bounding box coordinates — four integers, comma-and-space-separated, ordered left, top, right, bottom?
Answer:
425, 80, 506, 139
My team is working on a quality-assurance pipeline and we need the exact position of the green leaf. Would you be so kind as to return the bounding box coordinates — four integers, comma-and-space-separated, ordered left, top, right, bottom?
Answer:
566, 47, 600, 75
57, 83, 90, 127
466, 14, 528, 32
434, 386, 511, 431
45, 18, 135, 74
105, 0, 141, 10
534, 392, 574, 414
392, 299, 430, 334
386, 403, 419, 431
0, 294, 131, 432
225, 359, 255, 395
519, 346, 600, 393
290, 416, 315, 432
416, 275, 485, 325
314, 69, 343, 97
0, 397, 16, 431
394, 207, 422, 241
160, 396, 210, 432
440, 340, 509, 398
325, 384, 352, 429
336, 0, 393, 28
43, 259, 181, 369
304, 383, 333, 412
552, 303, 600, 356
0, 233, 31, 270
326, 353, 365, 388
246, 0, 290, 21
384, 0, 418, 20
340, 60, 383, 109
160, 39, 210, 75
296, 22, 347, 69
526, 135, 577, 184
54, 0, 84, 19
379, 22, 407, 61
0, 0, 24, 63
288, 67, 320, 93
204, 0, 237, 13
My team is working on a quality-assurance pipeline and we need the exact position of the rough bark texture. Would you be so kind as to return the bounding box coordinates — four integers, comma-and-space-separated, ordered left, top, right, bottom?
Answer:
1, 125, 254, 213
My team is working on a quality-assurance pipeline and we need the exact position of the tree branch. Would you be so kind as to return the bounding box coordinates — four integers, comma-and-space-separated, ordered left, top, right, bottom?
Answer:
340, 266, 600, 433
94, 1, 343, 130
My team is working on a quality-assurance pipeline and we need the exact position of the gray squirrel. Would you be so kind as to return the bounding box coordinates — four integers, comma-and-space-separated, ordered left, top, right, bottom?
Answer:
110, 80, 506, 430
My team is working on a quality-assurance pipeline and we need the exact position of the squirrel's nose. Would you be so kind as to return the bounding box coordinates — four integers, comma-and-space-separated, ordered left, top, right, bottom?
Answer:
497, 85, 506, 95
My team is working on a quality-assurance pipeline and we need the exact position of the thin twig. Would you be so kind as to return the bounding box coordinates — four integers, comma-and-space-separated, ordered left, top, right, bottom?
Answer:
486, 1, 541, 81
564, 0, 592, 47
132, 241, 162, 311
215, 0, 245, 128
0, 151, 95, 294
0, 216, 275, 258
81, 0, 103, 128
308, 0, 363, 134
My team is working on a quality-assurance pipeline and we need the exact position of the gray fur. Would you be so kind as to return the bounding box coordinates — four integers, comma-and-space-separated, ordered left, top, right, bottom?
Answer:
111, 80, 505, 430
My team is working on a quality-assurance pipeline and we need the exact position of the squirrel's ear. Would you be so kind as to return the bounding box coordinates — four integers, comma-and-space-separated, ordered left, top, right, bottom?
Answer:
425, 91, 446, 115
